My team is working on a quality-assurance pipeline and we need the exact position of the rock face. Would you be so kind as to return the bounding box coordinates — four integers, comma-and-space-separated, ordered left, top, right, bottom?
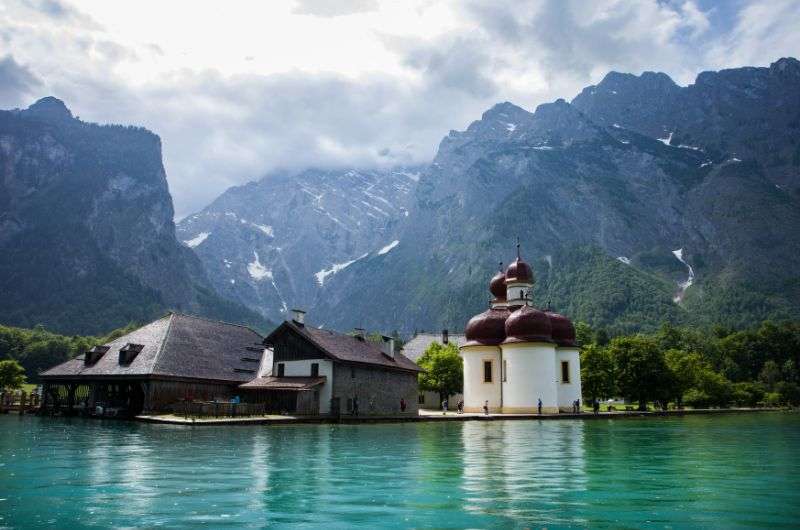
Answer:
176, 167, 421, 323
0, 98, 264, 335
286, 59, 799, 334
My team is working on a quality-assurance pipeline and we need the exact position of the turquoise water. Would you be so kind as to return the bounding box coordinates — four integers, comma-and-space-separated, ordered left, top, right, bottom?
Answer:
1, 414, 799, 529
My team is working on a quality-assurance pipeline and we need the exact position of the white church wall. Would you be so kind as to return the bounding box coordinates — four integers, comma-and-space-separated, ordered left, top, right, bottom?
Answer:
460, 345, 501, 412
556, 347, 582, 411
501, 342, 558, 413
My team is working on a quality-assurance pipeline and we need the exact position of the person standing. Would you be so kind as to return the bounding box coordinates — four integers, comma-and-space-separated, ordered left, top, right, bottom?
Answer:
457, 399, 464, 414
442, 398, 448, 415
593, 399, 600, 415
483, 400, 489, 415
400, 397, 406, 413
352, 395, 359, 416
537, 398, 542, 415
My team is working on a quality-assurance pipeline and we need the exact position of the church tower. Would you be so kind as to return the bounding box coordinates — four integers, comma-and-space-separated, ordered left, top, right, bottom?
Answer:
505, 243, 534, 308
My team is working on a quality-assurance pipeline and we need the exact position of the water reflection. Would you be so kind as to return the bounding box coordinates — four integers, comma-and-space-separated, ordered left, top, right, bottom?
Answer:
1, 415, 799, 529
461, 420, 586, 525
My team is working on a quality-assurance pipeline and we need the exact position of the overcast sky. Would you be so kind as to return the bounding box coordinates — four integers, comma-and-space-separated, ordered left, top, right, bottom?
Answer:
2, 0, 799, 218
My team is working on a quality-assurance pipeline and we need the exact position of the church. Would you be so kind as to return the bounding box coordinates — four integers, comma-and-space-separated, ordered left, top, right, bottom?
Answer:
460, 246, 582, 413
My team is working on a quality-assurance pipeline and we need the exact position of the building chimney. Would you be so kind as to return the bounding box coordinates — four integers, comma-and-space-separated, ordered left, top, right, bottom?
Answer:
353, 328, 366, 341
381, 335, 396, 358
290, 308, 306, 326
442, 329, 449, 344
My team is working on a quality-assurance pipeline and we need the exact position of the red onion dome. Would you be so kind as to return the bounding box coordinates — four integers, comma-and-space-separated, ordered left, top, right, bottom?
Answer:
503, 305, 553, 343
490, 270, 506, 299
505, 256, 533, 284
546, 311, 577, 347
464, 307, 509, 346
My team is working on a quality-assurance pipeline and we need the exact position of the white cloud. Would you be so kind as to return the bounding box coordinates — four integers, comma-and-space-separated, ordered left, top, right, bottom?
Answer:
1, 0, 797, 218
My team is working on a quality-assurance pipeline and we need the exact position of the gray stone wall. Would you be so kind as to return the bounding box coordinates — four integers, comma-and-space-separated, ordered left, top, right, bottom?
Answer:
331, 364, 419, 416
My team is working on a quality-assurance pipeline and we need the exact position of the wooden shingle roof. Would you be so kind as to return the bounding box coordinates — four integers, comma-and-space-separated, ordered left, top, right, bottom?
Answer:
40, 313, 264, 383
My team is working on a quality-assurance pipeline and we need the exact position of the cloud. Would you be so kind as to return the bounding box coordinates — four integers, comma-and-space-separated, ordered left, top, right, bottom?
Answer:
704, 0, 800, 69
1, 0, 797, 218
292, 0, 379, 18
0, 55, 42, 108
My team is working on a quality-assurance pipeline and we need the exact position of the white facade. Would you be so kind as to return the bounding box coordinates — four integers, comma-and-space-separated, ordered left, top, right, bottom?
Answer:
461, 345, 501, 412
273, 359, 333, 414
459, 249, 583, 414
556, 347, 582, 411
502, 342, 559, 413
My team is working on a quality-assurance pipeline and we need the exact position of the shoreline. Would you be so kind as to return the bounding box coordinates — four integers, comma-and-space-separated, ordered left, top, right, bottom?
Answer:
133, 407, 793, 426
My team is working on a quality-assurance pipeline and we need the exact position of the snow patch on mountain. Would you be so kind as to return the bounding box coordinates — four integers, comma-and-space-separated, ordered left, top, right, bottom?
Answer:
184, 232, 210, 248
617, 256, 631, 265
247, 250, 272, 281
251, 223, 274, 237
658, 132, 673, 145
315, 253, 369, 286
506, 122, 517, 132
377, 240, 399, 255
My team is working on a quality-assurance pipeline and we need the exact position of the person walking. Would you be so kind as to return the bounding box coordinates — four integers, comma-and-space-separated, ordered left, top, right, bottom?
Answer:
400, 397, 406, 413
537, 398, 542, 415
483, 400, 489, 415
442, 398, 448, 415
593, 399, 600, 415
457, 399, 464, 414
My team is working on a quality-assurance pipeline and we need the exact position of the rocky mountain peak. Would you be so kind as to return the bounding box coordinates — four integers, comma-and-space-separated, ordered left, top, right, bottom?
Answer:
770, 56, 800, 78
24, 96, 74, 123
524, 99, 601, 145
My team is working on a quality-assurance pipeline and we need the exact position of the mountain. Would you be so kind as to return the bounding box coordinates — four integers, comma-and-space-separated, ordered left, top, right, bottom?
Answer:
176, 167, 421, 323
183, 58, 800, 335
0, 97, 265, 335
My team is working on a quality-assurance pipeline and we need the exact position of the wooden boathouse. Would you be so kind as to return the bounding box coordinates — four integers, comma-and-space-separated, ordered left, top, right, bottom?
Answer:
39, 313, 265, 417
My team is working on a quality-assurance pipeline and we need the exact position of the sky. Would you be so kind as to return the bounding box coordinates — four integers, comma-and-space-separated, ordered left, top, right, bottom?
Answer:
1, 0, 799, 218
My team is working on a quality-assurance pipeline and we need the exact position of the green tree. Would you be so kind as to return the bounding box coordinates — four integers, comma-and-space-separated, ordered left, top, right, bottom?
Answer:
608, 335, 669, 410
0, 359, 26, 390
417, 342, 463, 401
580, 343, 614, 404
759, 360, 782, 390
775, 381, 800, 406
664, 348, 705, 407
575, 322, 594, 346
685, 368, 734, 408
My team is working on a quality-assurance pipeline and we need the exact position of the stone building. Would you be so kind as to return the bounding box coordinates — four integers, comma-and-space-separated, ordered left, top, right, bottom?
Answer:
402, 330, 465, 409
460, 246, 582, 413
242, 310, 422, 416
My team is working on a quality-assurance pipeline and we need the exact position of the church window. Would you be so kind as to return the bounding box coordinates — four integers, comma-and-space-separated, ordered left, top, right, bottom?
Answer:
311, 363, 319, 377
561, 361, 570, 383
483, 360, 493, 383
277, 363, 285, 377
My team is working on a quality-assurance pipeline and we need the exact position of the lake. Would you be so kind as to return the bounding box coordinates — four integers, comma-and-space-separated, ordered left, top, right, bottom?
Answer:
1, 413, 799, 528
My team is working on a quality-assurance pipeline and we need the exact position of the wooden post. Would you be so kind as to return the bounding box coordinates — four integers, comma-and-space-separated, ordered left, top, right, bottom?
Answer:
19, 391, 27, 415
66, 384, 76, 416
39, 384, 49, 415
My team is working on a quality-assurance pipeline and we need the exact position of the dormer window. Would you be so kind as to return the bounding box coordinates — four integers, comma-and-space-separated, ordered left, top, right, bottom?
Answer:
84, 345, 109, 365
119, 343, 144, 365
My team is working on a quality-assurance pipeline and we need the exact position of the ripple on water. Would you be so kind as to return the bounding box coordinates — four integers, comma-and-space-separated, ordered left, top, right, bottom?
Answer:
1, 414, 800, 528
